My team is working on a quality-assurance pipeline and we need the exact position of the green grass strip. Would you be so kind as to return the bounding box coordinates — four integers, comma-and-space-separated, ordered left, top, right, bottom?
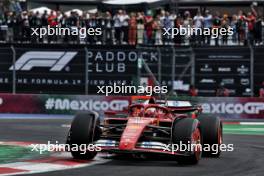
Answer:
223, 124, 264, 135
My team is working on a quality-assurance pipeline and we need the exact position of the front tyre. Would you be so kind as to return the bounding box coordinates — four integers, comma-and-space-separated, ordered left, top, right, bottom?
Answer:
67, 112, 100, 160
172, 118, 202, 165
197, 116, 223, 157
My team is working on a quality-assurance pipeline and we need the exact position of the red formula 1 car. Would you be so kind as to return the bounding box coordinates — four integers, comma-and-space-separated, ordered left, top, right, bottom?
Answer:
66, 97, 222, 164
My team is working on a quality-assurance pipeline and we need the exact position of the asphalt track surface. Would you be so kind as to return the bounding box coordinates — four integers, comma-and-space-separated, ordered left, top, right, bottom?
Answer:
0, 118, 264, 176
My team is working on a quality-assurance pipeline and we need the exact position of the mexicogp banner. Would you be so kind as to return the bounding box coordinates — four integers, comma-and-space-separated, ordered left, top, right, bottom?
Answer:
0, 93, 263, 119
171, 96, 264, 119
0, 94, 130, 117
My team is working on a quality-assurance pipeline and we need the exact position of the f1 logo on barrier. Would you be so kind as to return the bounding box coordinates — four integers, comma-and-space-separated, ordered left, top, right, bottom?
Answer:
9, 51, 77, 71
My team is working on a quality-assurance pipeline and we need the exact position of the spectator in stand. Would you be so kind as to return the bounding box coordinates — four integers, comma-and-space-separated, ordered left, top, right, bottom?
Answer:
59, 13, 68, 43
19, 11, 30, 42
189, 85, 198, 96
174, 14, 183, 45
0, 11, 5, 41
57, 11, 63, 22
28, 11, 35, 42
193, 11, 204, 46
245, 5, 257, 45
47, 10, 58, 26
113, 10, 122, 44
40, 10, 48, 42
120, 10, 130, 44
136, 12, 144, 44
56, 11, 63, 42
104, 11, 113, 45
128, 12, 137, 45
159, 10, 166, 41
168, 12, 176, 42
203, 10, 212, 45
47, 10, 58, 43
254, 12, 262, 45
182, 11, 192, 45
144, 10, 153, 44
216, 83, 230, 97
259, 84, 264, 97
170, 12, 177, 28
6, 11, 14, 43
221, 14, 230, 45
153, 15, 163, 45
12, 12, 19, 42
35, 11, 42, 27
79, 13, 86, 44
230, 15, 238, 44
212, 11, 221, 46
96, 12, 104, 44
41, 10, 48, 27
88, 13, 97, 44
69, 11, 79, 43
237, 10, 246, 45
163, 11, 173, 45
29, 11, 42, 43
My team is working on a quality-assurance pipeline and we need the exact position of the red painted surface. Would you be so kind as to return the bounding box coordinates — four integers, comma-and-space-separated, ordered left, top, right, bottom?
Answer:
27, 157, 92, 166
0, 167, 28, 174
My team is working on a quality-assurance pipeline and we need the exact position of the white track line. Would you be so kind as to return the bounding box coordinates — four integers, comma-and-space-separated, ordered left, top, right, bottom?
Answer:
61, 124, 71, 128
239, 122, 264, 125
224, 122, 264, 125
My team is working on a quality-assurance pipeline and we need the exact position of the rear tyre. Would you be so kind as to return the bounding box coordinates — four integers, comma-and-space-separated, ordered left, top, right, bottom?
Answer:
172, 118, 202, 165
67, 112, 100, 160
197, 116, 223, 157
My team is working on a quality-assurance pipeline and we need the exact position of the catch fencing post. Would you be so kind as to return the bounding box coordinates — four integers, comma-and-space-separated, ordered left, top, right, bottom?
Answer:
171, 46, 176, 92
190, 47, 195, 86
137, 57, 142, 85
10, 45, 16, 94
157, 47, 161, 85
249, 44, 254, 97
84, 47, 89, 95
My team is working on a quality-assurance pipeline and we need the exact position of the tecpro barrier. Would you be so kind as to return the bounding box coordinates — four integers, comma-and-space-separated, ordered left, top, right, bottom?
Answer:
0, 93, 263, 119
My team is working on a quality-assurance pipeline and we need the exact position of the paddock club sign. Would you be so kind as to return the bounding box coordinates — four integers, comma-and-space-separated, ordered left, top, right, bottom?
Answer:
0, 48, 159, 94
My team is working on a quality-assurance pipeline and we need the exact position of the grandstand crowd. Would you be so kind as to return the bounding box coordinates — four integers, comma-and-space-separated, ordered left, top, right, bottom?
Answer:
0, 5, 263, 46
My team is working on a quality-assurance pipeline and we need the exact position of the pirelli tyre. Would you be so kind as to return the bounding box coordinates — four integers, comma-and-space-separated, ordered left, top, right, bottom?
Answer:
197, 116, 223, 157
67, 112, 101, 160
172, 118, 202, 165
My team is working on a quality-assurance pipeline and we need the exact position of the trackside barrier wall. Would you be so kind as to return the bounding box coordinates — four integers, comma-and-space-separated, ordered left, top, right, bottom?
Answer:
0, 93, 263, 119
0, 44, 263, 97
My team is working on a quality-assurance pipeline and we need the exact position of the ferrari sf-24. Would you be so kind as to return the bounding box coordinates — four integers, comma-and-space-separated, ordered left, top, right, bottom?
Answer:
66, 98, 223, 164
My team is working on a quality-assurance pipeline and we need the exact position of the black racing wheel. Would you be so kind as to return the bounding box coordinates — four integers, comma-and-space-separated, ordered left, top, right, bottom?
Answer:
172, 118, 202, 165
197, 116, 223, 157
67, 112, 101, 160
